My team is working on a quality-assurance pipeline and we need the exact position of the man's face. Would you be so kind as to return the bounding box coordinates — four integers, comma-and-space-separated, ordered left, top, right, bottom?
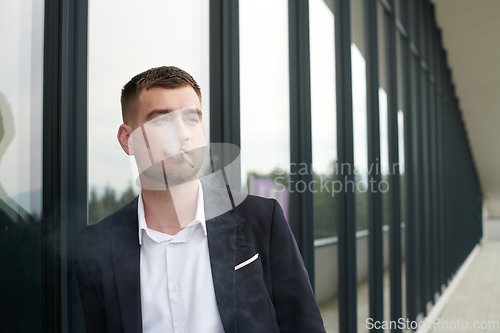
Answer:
129, 86, 205, 187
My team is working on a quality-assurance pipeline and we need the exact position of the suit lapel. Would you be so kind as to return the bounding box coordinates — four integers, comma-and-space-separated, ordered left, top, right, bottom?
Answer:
203, 183, 238, 333
111, 198, 142, 333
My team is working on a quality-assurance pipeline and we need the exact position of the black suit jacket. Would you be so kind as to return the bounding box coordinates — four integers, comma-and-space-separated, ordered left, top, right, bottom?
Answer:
75, 182, 325, 333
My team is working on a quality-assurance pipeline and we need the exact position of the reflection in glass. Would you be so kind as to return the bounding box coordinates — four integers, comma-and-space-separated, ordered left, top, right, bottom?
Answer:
352, 44, 368, 233
379, 86, 392, 328
88, 0, 210, 224
398, 109, 406, 325
379, 87, 390, 227
0, 0, 43, 330
397, 29, 406, 322
240, 0, 290, 216
310, 0, 339, 332
352, 42, 369, 333
311, 0, 338, 241
377, 3, 392, 328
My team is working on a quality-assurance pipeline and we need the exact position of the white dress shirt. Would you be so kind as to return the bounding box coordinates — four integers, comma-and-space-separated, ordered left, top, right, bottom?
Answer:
138, 181, 224, 333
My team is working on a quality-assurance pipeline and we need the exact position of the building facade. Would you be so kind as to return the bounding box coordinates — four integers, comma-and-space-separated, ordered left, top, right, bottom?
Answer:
0, 0, 482, 332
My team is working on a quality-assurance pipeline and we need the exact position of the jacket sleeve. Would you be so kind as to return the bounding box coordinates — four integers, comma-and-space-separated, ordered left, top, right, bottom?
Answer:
268, 199, 326, 333
75, 239, 108, 333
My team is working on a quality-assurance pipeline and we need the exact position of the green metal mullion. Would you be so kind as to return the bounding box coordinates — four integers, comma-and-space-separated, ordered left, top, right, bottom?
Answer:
410, 0, 427, 317
446, 68, 454, 282
334, 0, 358, 331
445, 68, 453, 281
42, 0, 88, 332
443, 68, 452, 284
364, 0, 384, 329
42, 1, 63, 330
419, 0, 434, 308
449, 92, 455, 275
427, 2, 440, 299
450, 88, 459, 273
436, 32, 447, 290
209, 0, 241, 147
288, 0, 315, 284
458, 113, 470, 258
442, 68, 451, 286
383, 1, 403, 330
399, 0, 417, 324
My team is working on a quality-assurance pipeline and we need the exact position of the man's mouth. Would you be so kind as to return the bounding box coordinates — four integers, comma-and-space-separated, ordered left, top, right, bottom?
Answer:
179, 147, 192, 155
180, 150, 195, 168
161, 149, 195, 168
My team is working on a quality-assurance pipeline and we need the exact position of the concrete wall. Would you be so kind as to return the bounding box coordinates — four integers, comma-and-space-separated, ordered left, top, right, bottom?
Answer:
314, 225, 406, 305
487, 218, 500, 240
314, 239, 338, 304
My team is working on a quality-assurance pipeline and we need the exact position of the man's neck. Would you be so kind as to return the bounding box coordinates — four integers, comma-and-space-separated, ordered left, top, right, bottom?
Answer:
141, 179, 200, 235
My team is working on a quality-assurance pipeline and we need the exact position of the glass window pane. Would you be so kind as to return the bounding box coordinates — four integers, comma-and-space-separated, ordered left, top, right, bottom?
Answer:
377, 3, 394, 329
240, 0, 290, 216
311, 0, 337, 241
351, 0, 369, 327
310, 0, 338, 331
88, 0, 210, 224
352, 41, 370, 332
396, 29, 407, 324
0, 0, 44, 330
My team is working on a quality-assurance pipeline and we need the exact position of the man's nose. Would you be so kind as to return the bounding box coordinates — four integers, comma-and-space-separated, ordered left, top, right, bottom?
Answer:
169, 118, 190, 143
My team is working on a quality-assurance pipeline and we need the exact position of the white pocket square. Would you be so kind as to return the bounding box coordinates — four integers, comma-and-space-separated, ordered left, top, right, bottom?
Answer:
235, 253, 259, 271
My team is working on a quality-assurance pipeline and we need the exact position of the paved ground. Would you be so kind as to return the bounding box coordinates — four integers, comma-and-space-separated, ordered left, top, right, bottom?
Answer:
319, 265, 404, 333
430, 241, 500, 333
319, 242, 500, 332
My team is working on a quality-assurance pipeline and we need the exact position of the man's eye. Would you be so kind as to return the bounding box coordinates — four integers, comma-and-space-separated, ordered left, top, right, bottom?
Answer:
153, 117, 168, 124
186, 117, 199, 123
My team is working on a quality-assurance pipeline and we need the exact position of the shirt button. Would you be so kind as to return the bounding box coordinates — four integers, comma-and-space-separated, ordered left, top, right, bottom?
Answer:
170, 243, 176, 247
172, 285, 179, 292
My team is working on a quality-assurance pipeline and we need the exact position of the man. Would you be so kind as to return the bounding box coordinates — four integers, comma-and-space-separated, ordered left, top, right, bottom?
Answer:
75, 66, 325, 333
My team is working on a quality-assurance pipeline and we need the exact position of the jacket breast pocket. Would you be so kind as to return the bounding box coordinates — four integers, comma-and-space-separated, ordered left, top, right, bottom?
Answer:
235, 253, 262, 283
234, 253, 278, 332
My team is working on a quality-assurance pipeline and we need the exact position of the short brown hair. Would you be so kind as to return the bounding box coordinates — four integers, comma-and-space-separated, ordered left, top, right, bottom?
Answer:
120, 66, 202, 126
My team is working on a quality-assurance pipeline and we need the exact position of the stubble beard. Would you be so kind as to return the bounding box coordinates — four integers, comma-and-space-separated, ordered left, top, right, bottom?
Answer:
139, 158, 201, 189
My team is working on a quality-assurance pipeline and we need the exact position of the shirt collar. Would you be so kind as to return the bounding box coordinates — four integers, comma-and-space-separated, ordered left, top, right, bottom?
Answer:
138, 180, 206, 245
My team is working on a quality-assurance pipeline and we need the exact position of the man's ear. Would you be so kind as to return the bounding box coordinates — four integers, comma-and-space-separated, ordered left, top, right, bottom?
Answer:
117, 124, 134, 156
